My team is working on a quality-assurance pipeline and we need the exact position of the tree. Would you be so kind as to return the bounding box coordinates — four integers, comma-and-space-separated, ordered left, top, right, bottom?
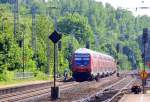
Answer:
58, 13, 94, 46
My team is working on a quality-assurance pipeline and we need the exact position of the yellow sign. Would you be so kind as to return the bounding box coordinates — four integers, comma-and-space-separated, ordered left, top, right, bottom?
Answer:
140, 70, 148, 80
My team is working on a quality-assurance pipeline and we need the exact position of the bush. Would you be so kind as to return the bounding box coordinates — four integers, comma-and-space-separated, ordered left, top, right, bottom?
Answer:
0, 71, 14, 81
34, 71, 48, 80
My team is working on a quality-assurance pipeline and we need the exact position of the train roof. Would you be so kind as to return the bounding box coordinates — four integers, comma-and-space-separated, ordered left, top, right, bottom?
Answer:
74, 48, 114, 60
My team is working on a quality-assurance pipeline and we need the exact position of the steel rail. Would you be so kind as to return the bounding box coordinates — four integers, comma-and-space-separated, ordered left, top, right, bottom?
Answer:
0, 81, 79, 102
105, 78, 136, 102
75, 76, 132, 102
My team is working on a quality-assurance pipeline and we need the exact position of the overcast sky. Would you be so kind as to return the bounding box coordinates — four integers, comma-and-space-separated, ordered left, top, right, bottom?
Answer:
95, 0, 150, 16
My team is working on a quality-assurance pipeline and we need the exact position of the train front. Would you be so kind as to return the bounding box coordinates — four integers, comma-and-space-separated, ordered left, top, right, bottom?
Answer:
71, 53, 91, 81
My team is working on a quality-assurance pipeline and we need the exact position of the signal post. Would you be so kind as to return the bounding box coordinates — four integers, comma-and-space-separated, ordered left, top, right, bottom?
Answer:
141, 28, 149, 93
49, 30, 62, 100
139, 70, 148, 93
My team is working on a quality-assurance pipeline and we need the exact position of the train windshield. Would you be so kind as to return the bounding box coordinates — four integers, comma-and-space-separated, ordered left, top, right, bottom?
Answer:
74, 54, 90, 66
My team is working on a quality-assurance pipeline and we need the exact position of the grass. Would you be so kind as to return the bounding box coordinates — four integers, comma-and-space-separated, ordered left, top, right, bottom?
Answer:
0, 76, 53, 88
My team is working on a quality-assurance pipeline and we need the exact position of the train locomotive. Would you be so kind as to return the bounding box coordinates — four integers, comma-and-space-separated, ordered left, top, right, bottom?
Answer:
71, 48, 117, 81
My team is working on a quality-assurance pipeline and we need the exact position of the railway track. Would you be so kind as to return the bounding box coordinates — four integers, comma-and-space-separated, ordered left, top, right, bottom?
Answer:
0, 81, 52, 95
80, 76, 137, 102
44, 75, 122, 102
0, 77, 64, 96
48, 74, 134, 102
0, 79, 78, 102
0, 74, 131, 102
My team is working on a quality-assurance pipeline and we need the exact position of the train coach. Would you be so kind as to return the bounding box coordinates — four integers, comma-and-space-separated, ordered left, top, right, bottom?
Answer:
71, 48, 117, 81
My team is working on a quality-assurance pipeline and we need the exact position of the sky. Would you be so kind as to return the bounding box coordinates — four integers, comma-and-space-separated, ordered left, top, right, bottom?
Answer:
95, 0, 150, 16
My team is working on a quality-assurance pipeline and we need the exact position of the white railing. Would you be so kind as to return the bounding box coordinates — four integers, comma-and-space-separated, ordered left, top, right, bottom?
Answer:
14, 72, 34, 79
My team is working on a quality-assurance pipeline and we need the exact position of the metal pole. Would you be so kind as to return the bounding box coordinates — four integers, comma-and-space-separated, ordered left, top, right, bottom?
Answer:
51, 43, 59, 100
23, 32, 25, 77
144, 42, 146, 71
56, 44, 59, 77
46, 9, 50, 76
54, 43, 56, 88
54, 16, 58, 76
59, 51, 61, 76
46, 39, 50, 76
2, 18, 4, 33
142, 79, 144, 94
13, 0, 19, 38
31, 6, 36, 52
143, 41, 146, 94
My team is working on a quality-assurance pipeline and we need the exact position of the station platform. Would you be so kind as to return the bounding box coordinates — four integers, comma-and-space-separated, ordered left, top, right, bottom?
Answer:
119, 94, 150, 102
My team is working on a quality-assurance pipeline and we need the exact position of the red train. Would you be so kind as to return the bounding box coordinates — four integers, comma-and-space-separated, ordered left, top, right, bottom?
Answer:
71, 48, 117, 81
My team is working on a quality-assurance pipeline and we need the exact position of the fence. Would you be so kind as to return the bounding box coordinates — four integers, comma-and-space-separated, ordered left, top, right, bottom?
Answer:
14, 72, 34, 79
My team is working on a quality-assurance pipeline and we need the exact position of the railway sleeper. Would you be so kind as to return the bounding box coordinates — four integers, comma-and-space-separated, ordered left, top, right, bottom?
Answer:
94, 91, 118, 101
89, 89, 130, 102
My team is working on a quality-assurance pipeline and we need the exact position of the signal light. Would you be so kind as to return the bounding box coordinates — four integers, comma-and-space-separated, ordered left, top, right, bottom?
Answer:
141, 53, 144, 58
0, 43, 3, 51
86, 40, 90, 49
17, 40, 22, 47
116, 43, 120, 53
142, 28, 149, 44
58, 40, 62, 51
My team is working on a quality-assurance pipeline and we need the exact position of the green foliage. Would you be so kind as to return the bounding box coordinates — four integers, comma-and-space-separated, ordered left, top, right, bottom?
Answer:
0, 71, 14, 81
1, 0, 150, 83
118, 53, 131, 70
58, 13, 93, 45
34, 71, 48, 80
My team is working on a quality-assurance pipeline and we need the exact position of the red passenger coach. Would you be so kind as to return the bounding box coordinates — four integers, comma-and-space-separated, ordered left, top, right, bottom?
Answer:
71, 48, 117, 81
